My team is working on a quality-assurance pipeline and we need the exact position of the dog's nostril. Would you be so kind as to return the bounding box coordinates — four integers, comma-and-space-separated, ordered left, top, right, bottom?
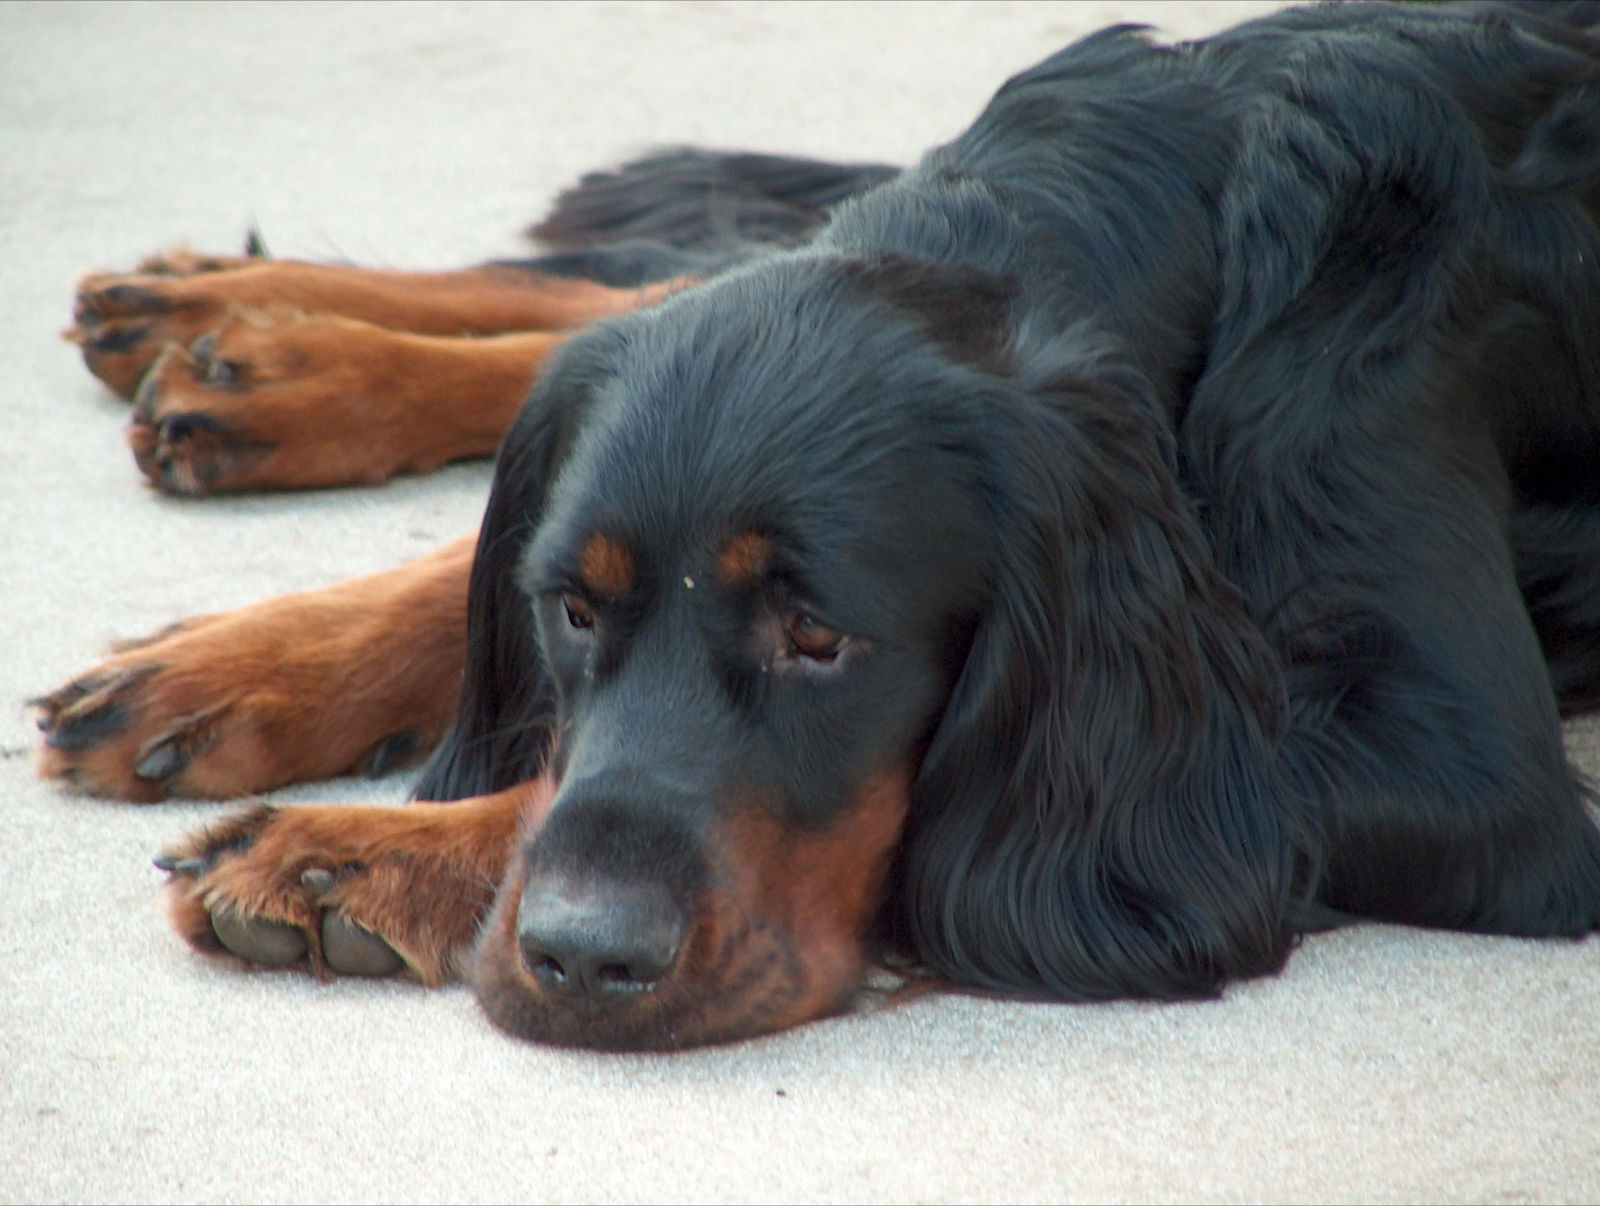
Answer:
597, 962, 656, 992
527, 950, 573, 994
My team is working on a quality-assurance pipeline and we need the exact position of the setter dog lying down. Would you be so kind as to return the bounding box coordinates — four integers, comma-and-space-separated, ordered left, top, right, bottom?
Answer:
34, 1, 1600, 1049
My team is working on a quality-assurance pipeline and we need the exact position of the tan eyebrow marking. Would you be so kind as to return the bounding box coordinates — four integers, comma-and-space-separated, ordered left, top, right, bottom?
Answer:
715, 530, 774, 591
578, 532, 635, 598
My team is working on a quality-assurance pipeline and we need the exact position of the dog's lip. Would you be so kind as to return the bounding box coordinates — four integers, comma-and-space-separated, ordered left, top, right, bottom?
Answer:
471, 854, 836, 1049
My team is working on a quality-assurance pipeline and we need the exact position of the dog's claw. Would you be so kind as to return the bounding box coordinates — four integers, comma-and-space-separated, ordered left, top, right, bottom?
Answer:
153, 853, 207, 875
97, 283, 174, 316
160, 413, 205, 446
133, 741, 185, 782
39, 695, 133, 753
132, 368, 162, 416
300, 867, 336, 894
88, 323, 149, 354
33, 665, 158, 756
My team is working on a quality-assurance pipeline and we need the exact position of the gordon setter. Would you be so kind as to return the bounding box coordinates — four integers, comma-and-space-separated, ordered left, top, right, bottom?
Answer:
35, 1, 1600, 1048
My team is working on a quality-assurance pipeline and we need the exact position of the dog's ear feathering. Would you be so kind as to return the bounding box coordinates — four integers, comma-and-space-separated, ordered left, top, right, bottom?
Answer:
415, 340, 617, 803
893, 337, 1318, 1001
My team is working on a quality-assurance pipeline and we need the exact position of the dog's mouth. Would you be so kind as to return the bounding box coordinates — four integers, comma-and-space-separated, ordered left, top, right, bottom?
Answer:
469, 854, 864, 1050
468, 768, 913, 1049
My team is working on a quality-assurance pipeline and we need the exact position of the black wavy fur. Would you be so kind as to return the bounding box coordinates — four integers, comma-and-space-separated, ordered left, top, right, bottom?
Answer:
419, 1, 1600, 1003
502, 148, 900, 287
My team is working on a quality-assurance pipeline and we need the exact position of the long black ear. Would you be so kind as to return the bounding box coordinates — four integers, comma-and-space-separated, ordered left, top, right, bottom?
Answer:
412, 339, 612, 802
892, 344, 1315, 1000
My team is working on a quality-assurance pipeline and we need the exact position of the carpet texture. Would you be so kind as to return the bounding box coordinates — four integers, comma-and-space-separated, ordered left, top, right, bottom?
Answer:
3, 3, 1597, 1202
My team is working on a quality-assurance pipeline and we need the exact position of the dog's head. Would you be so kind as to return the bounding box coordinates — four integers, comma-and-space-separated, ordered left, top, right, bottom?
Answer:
430, 253, 1306, 1048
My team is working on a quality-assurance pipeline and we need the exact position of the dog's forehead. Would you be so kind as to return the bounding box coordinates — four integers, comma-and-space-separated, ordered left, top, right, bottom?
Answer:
539, 396, 905, 599
542, 282, 990, 584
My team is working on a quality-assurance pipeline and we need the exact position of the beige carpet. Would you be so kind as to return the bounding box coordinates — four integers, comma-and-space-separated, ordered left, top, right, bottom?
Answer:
3, 2, 1597, 1202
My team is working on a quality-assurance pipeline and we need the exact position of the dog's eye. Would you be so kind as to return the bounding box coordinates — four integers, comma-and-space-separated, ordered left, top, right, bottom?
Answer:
561, 592, 596, 632
786, 613, 844, 663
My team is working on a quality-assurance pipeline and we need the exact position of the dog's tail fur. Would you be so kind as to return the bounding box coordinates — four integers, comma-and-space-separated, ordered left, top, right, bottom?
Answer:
510, 148, 899, 286
531, 147, 900, 250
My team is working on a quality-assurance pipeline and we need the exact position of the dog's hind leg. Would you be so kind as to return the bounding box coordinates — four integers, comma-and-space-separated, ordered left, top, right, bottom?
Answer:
65, 254, 688, 491
66, 255, 681, 398
123, 314, 561, 494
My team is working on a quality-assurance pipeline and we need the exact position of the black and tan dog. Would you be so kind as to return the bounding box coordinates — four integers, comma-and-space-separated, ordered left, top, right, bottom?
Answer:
36, 2, 1600, 1048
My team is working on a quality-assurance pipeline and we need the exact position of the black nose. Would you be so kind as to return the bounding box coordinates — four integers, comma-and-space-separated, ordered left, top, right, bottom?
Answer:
517, 879, 684, 1003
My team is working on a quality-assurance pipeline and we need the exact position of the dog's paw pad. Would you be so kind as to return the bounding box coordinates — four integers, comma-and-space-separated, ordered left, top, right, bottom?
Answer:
209, 904, 308, 967
322, 914, 403, 977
